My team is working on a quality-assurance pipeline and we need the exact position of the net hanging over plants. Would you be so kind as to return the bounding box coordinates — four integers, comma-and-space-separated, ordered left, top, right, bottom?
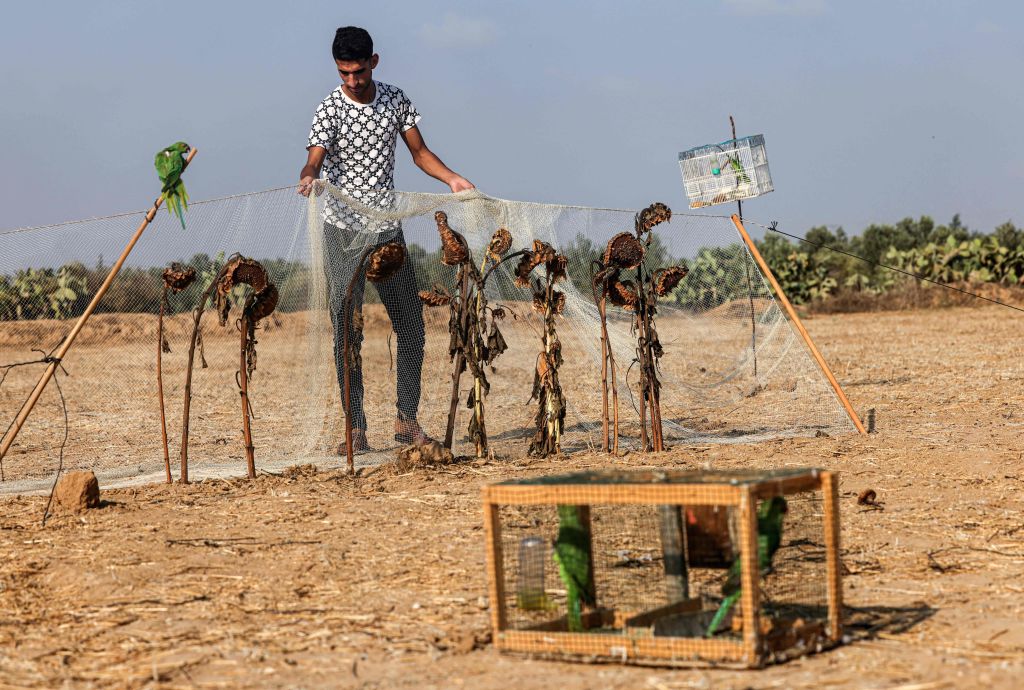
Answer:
0, 183, 856, 492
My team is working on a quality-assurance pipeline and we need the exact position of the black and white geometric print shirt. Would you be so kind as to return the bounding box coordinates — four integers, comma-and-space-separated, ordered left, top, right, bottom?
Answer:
307, 81, 421, 230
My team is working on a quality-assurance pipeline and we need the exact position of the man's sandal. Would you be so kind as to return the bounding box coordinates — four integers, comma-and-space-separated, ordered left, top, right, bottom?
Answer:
336, 428, 371, 455
394, 418, 432, 445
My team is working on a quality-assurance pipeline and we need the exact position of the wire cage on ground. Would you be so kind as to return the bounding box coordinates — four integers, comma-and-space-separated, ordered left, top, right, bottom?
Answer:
483, 467, 842, 668
680, 135, 773, 209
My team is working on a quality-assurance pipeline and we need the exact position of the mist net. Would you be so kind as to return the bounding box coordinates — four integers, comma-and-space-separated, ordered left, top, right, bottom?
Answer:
0, 184, 855, 492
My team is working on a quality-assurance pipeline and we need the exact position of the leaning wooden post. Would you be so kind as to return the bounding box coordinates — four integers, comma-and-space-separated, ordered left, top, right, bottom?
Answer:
0, 148, 198, 465
731, 215, 867, 434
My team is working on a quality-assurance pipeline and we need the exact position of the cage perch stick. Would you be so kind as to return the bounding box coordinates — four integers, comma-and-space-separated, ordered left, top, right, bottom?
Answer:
731, 215, 867, 434
0, 147, 198, 464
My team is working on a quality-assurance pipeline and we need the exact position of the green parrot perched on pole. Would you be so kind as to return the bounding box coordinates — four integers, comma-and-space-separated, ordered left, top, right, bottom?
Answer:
154, 141, 191, 229
705, 496, 787, 637
552, 505, 596, 632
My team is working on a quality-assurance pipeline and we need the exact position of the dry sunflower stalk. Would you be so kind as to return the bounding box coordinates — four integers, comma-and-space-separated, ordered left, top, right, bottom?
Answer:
512, 239, 568, 457
595, 202, 688, 452
420, 215, 510, 456
212, 255, 281, 479
157, 262, 196, 483
337, 241, 408, 471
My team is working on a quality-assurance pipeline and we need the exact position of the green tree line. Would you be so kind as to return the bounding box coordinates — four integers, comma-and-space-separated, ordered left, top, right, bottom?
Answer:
2, 215, 1021, 321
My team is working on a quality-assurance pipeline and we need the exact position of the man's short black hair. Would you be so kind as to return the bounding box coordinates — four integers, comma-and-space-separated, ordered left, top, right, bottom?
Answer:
332, 26, 373, 62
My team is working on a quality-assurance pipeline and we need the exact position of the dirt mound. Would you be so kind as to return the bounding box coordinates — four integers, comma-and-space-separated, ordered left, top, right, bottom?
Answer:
51, 470, 100, 513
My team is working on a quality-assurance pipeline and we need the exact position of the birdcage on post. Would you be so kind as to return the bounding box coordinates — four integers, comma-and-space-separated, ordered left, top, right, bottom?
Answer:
482, 468, 842, 668
680, 134, 773, 209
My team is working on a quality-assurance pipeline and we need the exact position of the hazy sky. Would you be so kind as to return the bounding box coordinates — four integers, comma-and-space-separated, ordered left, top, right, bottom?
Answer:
1, 0, 1021, 238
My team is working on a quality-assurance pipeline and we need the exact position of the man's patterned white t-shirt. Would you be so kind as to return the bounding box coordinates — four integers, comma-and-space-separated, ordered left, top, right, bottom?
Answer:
307, 81, 421, 229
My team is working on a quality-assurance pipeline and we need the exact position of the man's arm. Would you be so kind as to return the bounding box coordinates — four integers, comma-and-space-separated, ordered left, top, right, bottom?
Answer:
400, 126, 474, 193
298, 146, 327, 197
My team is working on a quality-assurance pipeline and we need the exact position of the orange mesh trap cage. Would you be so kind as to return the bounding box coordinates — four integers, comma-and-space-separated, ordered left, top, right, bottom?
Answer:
483, 467, 842, 668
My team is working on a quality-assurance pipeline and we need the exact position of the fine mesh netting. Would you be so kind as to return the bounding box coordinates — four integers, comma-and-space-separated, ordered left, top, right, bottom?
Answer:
0, 184, 855, 491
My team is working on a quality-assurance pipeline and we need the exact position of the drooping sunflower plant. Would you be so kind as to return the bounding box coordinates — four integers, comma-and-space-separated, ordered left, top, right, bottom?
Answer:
512, 240, 569, 457
418, 212, 511, 457
596, 203, 689, 452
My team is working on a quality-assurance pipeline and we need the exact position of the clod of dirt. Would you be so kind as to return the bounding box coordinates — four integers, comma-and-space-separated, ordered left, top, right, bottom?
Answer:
857, 489, 882, 509
394, 441, 455, 472
52, 471, 100, 513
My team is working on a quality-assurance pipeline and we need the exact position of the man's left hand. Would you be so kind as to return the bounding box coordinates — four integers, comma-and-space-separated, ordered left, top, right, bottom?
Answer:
448, 176, 475, 193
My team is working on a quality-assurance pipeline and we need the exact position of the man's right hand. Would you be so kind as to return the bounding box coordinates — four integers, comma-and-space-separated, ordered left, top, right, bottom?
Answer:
298, 175, 316, 197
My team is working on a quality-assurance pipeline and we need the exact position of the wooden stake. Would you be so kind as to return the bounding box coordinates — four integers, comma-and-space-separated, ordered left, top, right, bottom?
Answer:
157, 288, 172, 484
180, 271, 221, 484
0, 148, 198, 464
239, 312, 255, 479
731, 215, 867, 434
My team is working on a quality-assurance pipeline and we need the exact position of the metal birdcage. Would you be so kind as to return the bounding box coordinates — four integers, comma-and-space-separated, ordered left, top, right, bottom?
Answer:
679, 135, 773, 209
483, 468, 842, 668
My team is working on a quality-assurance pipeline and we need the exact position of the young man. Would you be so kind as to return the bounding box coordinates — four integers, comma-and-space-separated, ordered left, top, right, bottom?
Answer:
299, 26, 473, 453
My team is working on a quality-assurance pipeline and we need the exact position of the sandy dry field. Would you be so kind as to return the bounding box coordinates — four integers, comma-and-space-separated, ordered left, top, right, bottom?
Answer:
1, 304, 1023, 689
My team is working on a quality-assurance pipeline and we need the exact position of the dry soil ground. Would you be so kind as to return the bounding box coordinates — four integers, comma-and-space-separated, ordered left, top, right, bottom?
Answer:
1, 304, 1023, 689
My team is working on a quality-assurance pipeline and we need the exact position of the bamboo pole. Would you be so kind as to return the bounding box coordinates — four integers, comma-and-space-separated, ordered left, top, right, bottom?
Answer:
0, 148, 198, 464
731, 215, 867, 434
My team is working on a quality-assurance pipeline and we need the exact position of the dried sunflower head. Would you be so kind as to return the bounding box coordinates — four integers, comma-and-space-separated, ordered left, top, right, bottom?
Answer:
488, 227, 512, 257
552, 290, 566, 314
365, 242, 406, 283
162, 263, 196, 292
607, 279, 639, 310
531, 240, 557, 265
249, 284, 279, 321
514, 251, 535, 288
219, 256, 269, 297
547, 254, 568, 282
418, 288, 451, 307
530, 289, 566, 315
603, 232, 645, 270
654, 265, 689, 297
636, 202, 672, 234
435, 211, 469, 265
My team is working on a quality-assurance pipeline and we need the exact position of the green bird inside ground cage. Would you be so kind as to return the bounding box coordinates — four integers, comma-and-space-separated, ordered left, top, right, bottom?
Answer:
154, 141, 191, 229
706, 496, 787, 637
553, 505, 596, 633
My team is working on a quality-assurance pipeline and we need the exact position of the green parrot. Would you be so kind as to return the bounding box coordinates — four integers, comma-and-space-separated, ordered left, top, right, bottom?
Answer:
552, 505, 596, 633
154, 141, 191, 229
726, 154, 752, 185
705, 496, 787, 637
